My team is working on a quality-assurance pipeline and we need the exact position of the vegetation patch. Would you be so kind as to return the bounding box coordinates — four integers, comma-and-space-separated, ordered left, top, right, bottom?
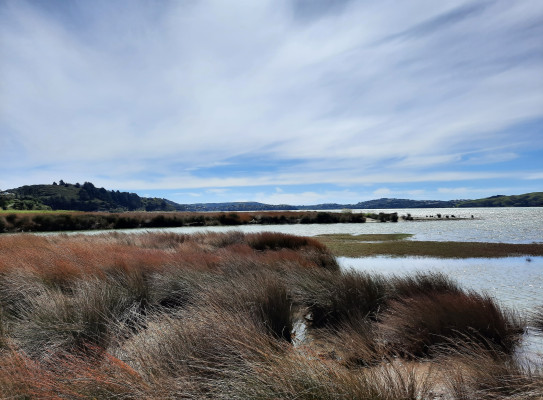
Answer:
317, 234, 543, 258
0, 232, 539, 399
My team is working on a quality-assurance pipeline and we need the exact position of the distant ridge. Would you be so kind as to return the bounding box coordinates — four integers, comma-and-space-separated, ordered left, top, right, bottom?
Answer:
1, 182, 541, 212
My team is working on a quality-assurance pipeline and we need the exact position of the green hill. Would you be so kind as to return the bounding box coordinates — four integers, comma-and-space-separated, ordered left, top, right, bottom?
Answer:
456, 192, 543, 207
3, 181, 176, 212
2, 182, 541, 212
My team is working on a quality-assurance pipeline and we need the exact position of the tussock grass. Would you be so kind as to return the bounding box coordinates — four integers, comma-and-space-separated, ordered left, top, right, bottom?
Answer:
441, 342, 543, 399
389, 271, 462, 299
530, 306, 543, 332
0, 231, 539, 398
295, 269, 388, 328
379, 291, 523, 357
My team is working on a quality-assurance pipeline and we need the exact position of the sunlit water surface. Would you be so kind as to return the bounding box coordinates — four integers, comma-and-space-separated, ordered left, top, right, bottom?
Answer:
75, 207, 543, 244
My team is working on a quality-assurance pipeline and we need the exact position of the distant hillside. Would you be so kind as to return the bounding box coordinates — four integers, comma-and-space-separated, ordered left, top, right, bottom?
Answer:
177, 198, 459, 211
456, 192, 543, 207
174, 201, 297, 212
3, 181, 176, 212
2, 182, 541, 212
350, 198, 459, 209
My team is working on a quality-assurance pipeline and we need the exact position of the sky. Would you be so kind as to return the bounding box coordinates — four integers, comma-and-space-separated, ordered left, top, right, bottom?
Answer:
1, 0, 542, 205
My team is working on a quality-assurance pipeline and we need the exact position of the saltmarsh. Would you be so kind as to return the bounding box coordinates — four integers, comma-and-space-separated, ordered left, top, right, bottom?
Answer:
0, 231, 540, 399
317, 233, 543, 258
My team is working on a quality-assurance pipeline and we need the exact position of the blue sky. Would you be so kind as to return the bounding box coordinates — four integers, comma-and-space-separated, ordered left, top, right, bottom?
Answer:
1, 0, 542, 205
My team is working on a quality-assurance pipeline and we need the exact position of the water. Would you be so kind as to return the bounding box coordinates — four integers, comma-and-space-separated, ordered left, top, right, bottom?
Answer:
339, 256, 543, 366
339, 256, 542, 313
70, 207, 543, 244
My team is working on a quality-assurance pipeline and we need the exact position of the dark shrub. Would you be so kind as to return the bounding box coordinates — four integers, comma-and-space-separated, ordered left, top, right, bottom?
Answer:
114, 217, 140, 229
218, 213, 242, 225
5, 214, 17, 225
316, 212, 338, 224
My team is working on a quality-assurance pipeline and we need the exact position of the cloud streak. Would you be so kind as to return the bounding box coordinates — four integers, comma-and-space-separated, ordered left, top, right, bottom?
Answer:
1, 0, 542, 202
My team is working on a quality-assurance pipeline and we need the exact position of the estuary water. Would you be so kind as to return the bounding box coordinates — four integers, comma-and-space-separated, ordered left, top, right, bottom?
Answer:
339, 256, 542, 314
81, 207, 543, 244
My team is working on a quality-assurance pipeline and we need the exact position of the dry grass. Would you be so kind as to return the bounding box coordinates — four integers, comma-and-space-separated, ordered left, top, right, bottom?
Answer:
441, 342, 543, 399
0, 231, 540, 399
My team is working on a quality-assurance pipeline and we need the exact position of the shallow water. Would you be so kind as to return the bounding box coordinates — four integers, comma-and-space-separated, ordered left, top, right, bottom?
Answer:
67, 207, 543, 244
339, 256, 543, 312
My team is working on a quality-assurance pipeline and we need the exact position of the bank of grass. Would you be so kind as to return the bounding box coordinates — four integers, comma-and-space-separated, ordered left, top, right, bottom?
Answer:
317, 234, 543, 258
0, 209, 75, 214
0, 210, 386, 233
0, 231, 539, 399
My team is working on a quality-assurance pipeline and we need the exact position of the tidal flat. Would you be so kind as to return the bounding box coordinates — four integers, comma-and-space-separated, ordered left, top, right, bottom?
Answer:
316, 233, 543, 258
0, 231, 541, 399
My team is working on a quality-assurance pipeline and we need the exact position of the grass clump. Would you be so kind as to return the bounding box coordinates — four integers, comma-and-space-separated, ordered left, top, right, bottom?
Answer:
0, 231, 538, 399
379, 291, 522, 357
442, 343, 543, 400
530, 305, 543, 332
295, 269, 388, 328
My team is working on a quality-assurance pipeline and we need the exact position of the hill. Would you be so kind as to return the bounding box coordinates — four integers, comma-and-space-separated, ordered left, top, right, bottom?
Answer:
177, 198, 459, 211
3, 181, 176, 212
456, 192, 543, 207
2, 182, 541, 212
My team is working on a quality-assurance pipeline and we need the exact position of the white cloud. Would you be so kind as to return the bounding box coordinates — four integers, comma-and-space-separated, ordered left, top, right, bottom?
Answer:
254, 189, 362, 206
373, 188, 392, 196
1, 0, 542, 193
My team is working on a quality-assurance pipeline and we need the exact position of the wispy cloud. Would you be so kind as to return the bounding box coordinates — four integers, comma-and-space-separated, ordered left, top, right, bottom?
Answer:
1, 0, 542, 201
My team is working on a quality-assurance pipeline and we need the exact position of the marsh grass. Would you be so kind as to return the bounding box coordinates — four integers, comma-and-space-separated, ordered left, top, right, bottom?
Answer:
317, 237, 543, 258
530, 306, 543, 332
294, 269, 388, 328
379, 291, 523, 357
0, 210, 375, 233
389, 271, 462, 299
317, 233, 413, 242
442, 342, 543, 400
0, 231, 539, 398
